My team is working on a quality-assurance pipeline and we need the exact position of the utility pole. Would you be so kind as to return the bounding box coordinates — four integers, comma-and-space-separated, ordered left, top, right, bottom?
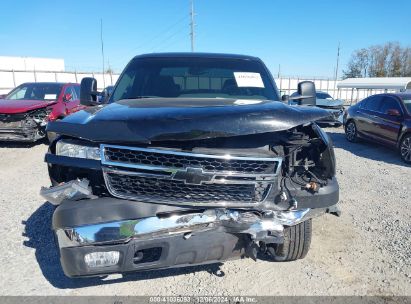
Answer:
277, 64, 281, 78
334, 42, 340, 82
100, 18, 106, 87
190, 0, 195, 52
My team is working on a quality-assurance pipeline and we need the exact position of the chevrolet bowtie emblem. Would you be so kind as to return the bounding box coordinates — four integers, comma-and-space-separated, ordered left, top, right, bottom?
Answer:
172, 167, 214, 185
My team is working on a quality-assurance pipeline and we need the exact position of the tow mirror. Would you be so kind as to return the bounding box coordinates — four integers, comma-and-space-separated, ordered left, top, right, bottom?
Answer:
387, 109, 401, 117
291, 81, 316, 106
80, 77, 100, 106
62, 93, 72, 102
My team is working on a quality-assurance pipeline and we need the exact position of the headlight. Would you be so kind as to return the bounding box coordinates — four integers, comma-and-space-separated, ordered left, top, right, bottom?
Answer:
56, 140, 101, 160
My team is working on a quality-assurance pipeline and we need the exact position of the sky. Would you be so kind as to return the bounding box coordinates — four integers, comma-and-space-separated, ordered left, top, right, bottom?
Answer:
1, 0, 411, 78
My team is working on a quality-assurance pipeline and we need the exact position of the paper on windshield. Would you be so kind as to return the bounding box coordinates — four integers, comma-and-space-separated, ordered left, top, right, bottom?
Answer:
44, 94, 57, 100
234, 72, 265, 88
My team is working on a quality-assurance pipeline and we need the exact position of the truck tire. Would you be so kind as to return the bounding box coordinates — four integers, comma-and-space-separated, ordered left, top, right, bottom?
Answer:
266, 219, 312, 262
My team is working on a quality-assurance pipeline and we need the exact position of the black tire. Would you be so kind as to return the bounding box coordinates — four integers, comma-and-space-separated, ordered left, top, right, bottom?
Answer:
345, 120, 358, 142
400, 134, 411, 164
266, 219, 312, 262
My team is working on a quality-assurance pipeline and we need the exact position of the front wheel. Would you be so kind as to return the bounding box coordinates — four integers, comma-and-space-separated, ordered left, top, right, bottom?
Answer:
345, 120, 358, 142
266, 219, 312, 262
400, 134, 411, 164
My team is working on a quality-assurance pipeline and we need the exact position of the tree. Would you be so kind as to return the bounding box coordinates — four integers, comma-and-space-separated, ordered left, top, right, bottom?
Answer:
343, 42, 411, 78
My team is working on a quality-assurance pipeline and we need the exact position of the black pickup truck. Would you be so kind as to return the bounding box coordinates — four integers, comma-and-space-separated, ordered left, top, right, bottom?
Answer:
41, 53, 339, 278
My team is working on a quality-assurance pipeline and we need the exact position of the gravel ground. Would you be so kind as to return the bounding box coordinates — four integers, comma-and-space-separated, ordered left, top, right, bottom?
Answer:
0, 127, 410, 296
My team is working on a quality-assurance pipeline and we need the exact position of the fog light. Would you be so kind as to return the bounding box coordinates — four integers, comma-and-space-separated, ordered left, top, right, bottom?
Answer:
84, 251, 120, 268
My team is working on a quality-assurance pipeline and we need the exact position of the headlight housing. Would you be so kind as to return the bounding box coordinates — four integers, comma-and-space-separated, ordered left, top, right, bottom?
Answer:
56, 140, 101, 160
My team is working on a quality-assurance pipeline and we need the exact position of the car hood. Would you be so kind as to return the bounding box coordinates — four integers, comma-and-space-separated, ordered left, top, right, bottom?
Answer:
0, 99, 56, 114
48, 98, 332, 144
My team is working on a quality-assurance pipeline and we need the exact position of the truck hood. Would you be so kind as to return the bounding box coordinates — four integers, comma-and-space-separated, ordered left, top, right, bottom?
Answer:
47, 98, 332, 144
0, 99, 56, 114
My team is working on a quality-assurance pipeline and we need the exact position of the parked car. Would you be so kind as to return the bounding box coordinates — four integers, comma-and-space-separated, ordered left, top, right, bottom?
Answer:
344, 93, 411, 163
41, 53, 340, 278
0, 82, 81, 142
289, 91, 344, 127
98, 85, 114, 103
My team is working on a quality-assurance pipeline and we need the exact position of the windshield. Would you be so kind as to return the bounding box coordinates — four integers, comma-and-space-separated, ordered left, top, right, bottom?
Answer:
6, 83, 64, 101
111, 57, 279, 102
316, 92, 333, 100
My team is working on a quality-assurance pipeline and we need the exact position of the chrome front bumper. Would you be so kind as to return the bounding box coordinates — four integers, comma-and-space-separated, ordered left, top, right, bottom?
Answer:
55, 207, 313, 249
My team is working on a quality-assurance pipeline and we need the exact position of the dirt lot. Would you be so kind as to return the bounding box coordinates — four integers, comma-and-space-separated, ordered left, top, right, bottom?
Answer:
0, 127, 410, 296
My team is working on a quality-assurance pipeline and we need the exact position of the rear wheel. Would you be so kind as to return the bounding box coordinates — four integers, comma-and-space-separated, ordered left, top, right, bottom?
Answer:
400, 134, 411, 164
345, 120, 358, 142
266, 219, 312, 262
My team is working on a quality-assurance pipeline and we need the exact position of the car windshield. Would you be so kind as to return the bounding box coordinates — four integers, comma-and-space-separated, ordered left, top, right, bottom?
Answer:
111, 57, 279, 102
6, 83, 64, 101
316, 92, 333, 100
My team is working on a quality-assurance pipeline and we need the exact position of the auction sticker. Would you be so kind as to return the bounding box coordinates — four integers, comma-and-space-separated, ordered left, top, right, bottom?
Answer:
234, 72, 264, 88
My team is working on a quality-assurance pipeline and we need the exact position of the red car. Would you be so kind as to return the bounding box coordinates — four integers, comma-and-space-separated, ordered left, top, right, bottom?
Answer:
0, 82, 81, 142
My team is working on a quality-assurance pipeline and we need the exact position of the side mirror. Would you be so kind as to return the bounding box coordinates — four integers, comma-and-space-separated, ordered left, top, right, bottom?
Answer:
296, 81, 316, 106
62, 93, 72, 102
80, 77, 100, 106
387, 109, 401, 117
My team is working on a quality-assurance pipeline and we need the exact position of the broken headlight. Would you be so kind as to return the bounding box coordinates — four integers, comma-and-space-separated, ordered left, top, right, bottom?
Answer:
56, 140, 101, 160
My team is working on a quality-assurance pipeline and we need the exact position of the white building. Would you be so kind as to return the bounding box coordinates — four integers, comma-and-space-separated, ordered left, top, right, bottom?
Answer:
0, 56, 65, 72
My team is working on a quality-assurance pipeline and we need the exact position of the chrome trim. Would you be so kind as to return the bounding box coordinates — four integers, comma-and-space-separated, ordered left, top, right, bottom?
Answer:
103, 167, 277, 184
101, 144, 282, 162
55, 208, 312, 248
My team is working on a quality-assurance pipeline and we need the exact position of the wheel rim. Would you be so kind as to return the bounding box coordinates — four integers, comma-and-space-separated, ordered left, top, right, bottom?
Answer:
346, 122, 356, 141
401, 137, 411, 162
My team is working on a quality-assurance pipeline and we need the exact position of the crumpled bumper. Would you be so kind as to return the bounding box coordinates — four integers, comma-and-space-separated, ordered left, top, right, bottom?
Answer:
50, 195, 333, 277
0, 121, 44, 142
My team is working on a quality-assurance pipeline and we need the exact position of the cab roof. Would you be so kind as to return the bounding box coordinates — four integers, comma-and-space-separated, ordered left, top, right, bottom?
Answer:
133, 52, 261, 61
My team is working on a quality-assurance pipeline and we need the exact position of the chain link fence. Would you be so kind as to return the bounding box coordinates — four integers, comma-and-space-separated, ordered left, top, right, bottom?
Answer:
0, 69, 387, 104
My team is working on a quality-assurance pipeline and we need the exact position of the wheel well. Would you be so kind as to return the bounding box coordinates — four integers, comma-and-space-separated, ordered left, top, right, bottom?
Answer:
344, 118, 354, 128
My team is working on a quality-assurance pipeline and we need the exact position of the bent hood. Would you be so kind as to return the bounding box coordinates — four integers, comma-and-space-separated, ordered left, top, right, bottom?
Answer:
0, 99, 56, 114
47, 98, 332, 143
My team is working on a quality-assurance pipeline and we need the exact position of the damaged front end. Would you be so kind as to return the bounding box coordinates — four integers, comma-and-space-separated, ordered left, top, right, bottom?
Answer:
42, 117, 340, 278
0, 107, 51, 141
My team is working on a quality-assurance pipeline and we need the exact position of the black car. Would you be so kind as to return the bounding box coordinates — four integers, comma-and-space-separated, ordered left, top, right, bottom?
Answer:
41, 53, 340, 278
344, 93, 411, 163
289, 91, 344, 127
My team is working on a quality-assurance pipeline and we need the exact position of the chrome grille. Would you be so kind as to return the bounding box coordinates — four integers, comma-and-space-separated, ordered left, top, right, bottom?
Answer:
101, 144, 281, 206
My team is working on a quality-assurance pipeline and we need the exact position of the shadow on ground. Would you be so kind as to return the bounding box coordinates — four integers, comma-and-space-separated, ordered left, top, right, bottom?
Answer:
0, 138, 48, 149
22, 202, 225, 289
326, 130, 409, 167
